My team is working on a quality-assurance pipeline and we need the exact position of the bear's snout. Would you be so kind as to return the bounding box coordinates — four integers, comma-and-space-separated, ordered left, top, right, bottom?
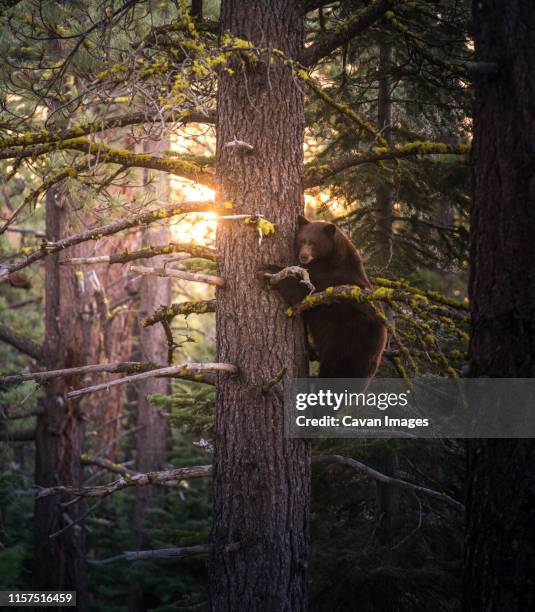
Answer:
299, 245, 314, 265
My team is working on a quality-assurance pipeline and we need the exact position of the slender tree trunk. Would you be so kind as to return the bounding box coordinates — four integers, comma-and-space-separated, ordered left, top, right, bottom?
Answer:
33, 189, 89, 610
374, 43, 394, 268
128, 224, 170, 612
209, 2, 310, 610
465, 1, 535, 610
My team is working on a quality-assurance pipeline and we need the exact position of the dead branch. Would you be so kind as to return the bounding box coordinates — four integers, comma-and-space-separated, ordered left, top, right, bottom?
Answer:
2, 227, 46, 237
262, 265, 315, 294
67, 363, 236, 399
142, 299, 216, 327
0, 361, 162, 385
88, 544, 218, 565
130, 264, 224, 287
0, 201, 218, 283
37, 464, 213, 498
313, 455, 464, 512
0, 324, 42, 361
60, 242, 217, 265
81, 454, 137, 477
224, 139, 254, 153
34, 453, 462, 512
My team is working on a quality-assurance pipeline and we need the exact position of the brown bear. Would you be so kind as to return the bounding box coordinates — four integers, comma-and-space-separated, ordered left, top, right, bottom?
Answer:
262, 215, 387, 381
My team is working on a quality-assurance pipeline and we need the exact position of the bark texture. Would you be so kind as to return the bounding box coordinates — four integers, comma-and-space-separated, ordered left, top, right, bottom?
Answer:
33, 189, 90, 610
465, 1, 535, 610
210, 2, 310, 610
128, 224, 171, 612
373, 42, 394, 268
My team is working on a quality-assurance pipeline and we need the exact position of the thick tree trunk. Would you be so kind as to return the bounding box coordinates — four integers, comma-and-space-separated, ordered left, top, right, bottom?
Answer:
465, 1, 535, 610
33, 189, 89, 610
209, 2, 310, 611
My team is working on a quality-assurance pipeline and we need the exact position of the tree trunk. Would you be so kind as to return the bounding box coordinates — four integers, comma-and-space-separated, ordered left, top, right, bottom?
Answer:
128, 225, 170, 612
373, 42, 394, 268
209, 2, 310, 611
465, 1, 535, 609
33, 189, 89, 610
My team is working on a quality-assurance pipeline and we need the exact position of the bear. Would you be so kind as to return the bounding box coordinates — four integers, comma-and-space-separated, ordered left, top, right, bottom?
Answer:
261, 215, 387, 382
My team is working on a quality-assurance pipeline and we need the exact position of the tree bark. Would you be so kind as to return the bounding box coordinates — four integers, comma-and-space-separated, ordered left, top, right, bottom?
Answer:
128, 224, 171, 612
33, 189, 89, 610
209, 2, 310, 611
465, 1, 535, 610
373, 42, 394, 268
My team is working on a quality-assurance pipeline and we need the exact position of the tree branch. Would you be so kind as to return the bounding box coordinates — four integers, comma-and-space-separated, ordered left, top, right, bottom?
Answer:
88, 543, 241, 565
301, 0, 404, 66
142, 299, 216, 327
0, 361, 169, 385
36, 453, 463, 512
304, 141, 470, 187
0, 139, 215, 187
67, 362, 236, 399
37, 464, 213, 498
0, 110, 215, 150
130, 264, 224, 287
60, 242, 217, 265
0, 324, 42, 361
313, 454, 464, 512
0, 200, 218, 283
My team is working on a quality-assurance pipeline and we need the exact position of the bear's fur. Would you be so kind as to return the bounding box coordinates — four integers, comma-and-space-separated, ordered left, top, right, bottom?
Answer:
263, 215, 387, 381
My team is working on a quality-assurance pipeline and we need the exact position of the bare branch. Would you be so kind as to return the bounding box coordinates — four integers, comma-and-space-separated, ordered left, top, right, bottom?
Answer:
0, 324, 42, 361
130, 264, 224, 287
81, 454, 137, 477
37, 464, 213, 498
301, 0, 404, 66
262, 265, 315, 294
313, 455, 464, 512
0, 201, 218, 283
34, 453, 463, 513
67, 362, 236, 399
88, 543, 227, 565
0, 361, 163, 385
224, 139, 254, 153
2, 227, 46, 237
60, 242, 217, 265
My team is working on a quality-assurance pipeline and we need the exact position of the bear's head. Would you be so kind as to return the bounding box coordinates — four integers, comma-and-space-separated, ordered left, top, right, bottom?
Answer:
296, 215, 337, 266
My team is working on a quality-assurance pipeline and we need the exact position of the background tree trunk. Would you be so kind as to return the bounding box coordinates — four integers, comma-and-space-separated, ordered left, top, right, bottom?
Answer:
374, 42, 394, 268
209, 2, 310, 610
465, 1, 535, 609
128, 224, 171, 612
33, 189, 90, 610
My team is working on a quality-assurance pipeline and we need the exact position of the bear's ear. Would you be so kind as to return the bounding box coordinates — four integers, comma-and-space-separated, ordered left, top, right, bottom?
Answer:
323, 223, 336, 237
297, 215, 309, 226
